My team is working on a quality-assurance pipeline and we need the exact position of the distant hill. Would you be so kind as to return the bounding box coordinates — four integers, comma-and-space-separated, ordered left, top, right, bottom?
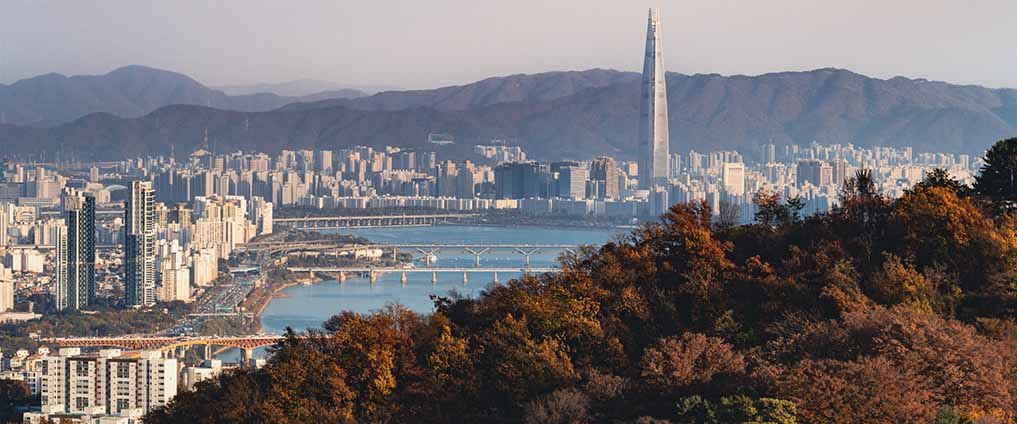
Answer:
1, 68, 1015, 159
216, 79, 370, 98
0, 66, 363, 126
279, 69, 640, 112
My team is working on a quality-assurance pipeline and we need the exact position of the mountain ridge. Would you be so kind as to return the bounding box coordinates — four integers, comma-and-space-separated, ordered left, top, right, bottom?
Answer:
0, 65, 365, 127
1, 67, 1015, 160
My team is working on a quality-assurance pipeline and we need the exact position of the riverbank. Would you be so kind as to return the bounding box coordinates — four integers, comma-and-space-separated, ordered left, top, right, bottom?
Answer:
449, 221, 636, 232
248, 271, 349, 332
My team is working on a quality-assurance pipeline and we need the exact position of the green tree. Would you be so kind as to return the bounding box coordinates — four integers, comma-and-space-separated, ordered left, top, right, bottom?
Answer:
916, 168, 967, 194
0, 379, 30, 422
974, 137, 1017, 201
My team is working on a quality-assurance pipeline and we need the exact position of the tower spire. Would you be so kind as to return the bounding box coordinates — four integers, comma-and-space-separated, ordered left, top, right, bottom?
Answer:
638, 7, 670, 189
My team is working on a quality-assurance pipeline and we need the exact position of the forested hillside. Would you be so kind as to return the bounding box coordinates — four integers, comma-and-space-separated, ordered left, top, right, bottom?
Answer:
147, 140, 1017, 423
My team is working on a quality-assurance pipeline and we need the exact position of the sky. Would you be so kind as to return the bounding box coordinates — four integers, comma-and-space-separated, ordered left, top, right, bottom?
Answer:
1, 0, 1015, 90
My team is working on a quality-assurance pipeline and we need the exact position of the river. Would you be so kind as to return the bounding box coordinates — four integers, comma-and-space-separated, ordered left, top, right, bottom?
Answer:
259, 225, 622, 334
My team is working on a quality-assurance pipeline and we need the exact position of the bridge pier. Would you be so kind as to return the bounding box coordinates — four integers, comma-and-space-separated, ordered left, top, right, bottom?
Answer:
369, 270, 377, 284
401, 272, 407, 287
416, 248, 440, 266
338, 271, 346, 284
462, 271, 468, 286
464, 248, 490, 267
493, 271, 499, 284
515, 248, 541, 269
241, 348, 253, 367
431, 272, 437, 286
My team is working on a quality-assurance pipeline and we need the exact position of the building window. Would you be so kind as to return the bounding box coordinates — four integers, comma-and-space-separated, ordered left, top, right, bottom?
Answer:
117, 362, 131, 378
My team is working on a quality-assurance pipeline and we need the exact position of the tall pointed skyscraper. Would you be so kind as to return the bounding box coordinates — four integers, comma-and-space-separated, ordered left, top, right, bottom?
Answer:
638, 8, 670, 189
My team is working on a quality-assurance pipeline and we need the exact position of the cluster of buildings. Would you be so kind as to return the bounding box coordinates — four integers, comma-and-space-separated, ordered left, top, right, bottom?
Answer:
0, 344, 236, 424
118, 139, 978, 224
0, 160, 273, 312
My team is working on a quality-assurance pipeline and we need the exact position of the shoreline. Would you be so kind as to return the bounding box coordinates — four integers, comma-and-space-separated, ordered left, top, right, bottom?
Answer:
251, 273, 337, 332
442, 221, 635, 232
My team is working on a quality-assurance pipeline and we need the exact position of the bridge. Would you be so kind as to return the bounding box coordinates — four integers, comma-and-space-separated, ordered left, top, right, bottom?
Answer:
240, 241, 581, 266
46, 335, 284, 364
274, 213, 477, 229
290, 266, 557, 285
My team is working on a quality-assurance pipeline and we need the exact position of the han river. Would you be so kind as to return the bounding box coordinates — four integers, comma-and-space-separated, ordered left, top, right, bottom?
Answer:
259, 225, 622, 334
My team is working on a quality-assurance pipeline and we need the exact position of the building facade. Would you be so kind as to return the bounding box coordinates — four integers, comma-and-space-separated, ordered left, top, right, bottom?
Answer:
637, 8, 670, 189
60, 189, 95, 310
125, 181, 156, 307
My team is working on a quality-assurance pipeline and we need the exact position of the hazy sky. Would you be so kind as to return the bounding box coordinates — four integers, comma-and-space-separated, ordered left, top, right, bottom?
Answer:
1, 0, 1015, 90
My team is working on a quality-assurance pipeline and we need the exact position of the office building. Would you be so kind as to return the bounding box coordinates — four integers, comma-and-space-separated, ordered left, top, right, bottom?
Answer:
590, 157, 620, 200
60, 189, 95, 310
556, 164, 589, 200
125, 181, 155, 307
637, 8, 670, 188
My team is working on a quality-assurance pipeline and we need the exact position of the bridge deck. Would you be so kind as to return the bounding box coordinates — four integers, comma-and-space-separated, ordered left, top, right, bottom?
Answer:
290, 267, 556, 273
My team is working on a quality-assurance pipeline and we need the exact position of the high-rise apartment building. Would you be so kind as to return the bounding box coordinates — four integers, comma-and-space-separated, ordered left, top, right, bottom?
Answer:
797, 160, 833, 188
638, 8, 670, 189
37, 348, 176, 418
0, 279, 13, 312
722, 163, 746, 196
125, 181, 155, 307
60, 189, 95, 310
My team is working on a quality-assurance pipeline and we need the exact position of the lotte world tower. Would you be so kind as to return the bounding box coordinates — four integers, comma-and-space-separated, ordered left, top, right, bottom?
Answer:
638, 8, 670, 189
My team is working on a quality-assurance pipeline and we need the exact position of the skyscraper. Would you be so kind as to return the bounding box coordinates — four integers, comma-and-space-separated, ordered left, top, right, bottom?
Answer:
638, 8, 670, 189
125, 181, 156, 307
591, 157, 620, 200
61, 189, 95, 310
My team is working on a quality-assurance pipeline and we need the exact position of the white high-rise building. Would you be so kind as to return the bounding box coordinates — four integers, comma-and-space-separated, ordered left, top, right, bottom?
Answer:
638, 8, 670, 189
125, 181, 156, 307
156, 240, 191, 303
38, 348, 176, 418
0, 280, 13, 312
722, 163, 746, 196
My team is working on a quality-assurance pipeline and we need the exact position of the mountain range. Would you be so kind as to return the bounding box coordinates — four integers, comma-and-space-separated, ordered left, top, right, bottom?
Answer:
0, 66, 365, 127
1, 66, 1015, 160
215, 79, 375, 98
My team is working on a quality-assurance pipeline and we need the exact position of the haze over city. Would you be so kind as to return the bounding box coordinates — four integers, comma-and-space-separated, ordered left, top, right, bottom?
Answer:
2, 0, 1016, 89
1, 2, 1017, 423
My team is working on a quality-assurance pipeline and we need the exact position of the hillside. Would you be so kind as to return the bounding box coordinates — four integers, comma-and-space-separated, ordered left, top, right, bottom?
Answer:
1, 68, 1016, 159
146, 172, 1017, 423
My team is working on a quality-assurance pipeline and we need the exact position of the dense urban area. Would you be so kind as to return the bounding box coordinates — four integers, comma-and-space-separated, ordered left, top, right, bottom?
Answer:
0, 3, 1014, 423
0, 136, 993, 423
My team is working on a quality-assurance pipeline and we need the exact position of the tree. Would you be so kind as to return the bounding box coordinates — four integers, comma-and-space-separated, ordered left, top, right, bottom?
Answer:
0, 379, 30, 423
916, 168, 967, 194
639, 333, 744, 396
974, 137, 1017, 202
715, 200, 740, 231
752, 190, 804, 228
